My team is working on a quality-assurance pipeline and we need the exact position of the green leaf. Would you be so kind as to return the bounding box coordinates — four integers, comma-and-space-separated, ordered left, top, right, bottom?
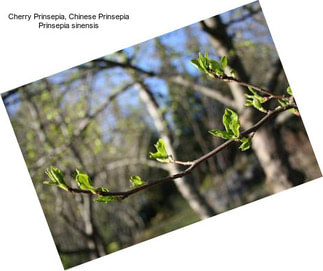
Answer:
45, 166, 64, 184
73, 169, 96, 193
288, 108, 299, 114
252, 98, 267, 113
247, 87, 264, 101
223, 108, 240, 138
190, 59, 205, 73
278, 99, 298, 114
208, 129, 233, 140
198, 52, 208, 72
95, 195, 119, 203
43, 180, 56, 185
191, 53, 225, 76
209, 60, 223, 75
220, 56, 227, 70
286, 86, 293, 95
244, 88, 267, 112
96, 186, 109, 193
278, 99, 289, 107
130, 175, 146, 187
191, 52, 210, 73
244, 99, 253, 107
94, 187, 117, 203
149, 138, 172, 163
209, 108, 241, 140
230, 69, 236, 78
57, 183, 69, 191
239, 137, 252, 151
247, 86, 257, 96
44, 166, 68, 191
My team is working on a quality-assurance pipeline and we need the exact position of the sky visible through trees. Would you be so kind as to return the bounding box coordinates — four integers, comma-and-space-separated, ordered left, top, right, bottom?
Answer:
2, 2, 321, 269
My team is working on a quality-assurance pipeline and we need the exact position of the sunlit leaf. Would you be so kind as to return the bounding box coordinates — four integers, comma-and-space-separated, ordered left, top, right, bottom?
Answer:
130, 175, 146, 187
278, 99, 289, 107
191, 53, 227, 76
73, 169, 96, 194
230, 69, 236, 78
252, 98, 267, 113
289, 108, 299, 115
44, 166, 68, 191
247, 86, 257, 95
244, 99, 253, 107
239, 137, 252, 151
247, 87, 265, 101
198, 52, 208, 72
209, 60, 223, 75
96, 186, 109, 193
95, 195, 119, 203
223, 108, 240, 138
209, 108, 241, 140
45, 166, 64, 184
190, 59, 206, 73
208, 129, 233, 140
287, 86, 293, 95
220, 56, 227, 70
149, 138, 172, 163
244, 87, 267, 112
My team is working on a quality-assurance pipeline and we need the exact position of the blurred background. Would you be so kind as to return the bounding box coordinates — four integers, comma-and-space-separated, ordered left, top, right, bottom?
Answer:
1, 2, 321, 269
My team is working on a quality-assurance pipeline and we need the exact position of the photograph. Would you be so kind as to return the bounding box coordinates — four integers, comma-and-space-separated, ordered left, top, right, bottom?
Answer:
1, 1, 321, 269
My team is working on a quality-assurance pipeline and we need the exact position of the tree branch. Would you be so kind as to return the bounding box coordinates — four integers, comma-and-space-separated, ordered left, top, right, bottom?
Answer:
217, 74, 285, 99
63, 103, 297, 200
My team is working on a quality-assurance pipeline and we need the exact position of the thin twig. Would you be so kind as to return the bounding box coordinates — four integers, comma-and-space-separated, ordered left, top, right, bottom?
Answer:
64, 103, 296, 200
172, 160, 194, 166
217, 74, 285, 99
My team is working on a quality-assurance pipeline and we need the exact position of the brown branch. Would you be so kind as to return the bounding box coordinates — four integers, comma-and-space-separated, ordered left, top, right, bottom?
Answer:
172, 160, 194, 166
219, 74, 285, 99
63, 103, 297, 200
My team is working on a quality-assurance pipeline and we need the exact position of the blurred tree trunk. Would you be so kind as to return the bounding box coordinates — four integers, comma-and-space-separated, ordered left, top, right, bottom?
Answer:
201, 16, 299, 192
82, 195, 106, 259
136, 81, 217, 219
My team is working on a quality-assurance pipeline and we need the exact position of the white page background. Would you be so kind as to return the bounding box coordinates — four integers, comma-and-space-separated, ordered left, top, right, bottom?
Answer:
1, 0, 322, 270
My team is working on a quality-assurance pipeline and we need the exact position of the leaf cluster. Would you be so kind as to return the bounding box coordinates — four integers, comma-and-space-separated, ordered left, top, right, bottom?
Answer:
190, 52, 227, 77
44, 166, 148, 203
130, 175, 146, 187
244, 87, 267, 113
44, 166, 69, 191
149, 138, 172, 163
72, 169, 118, 203
278, 86, 298, 115
209, 108, 251, 151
